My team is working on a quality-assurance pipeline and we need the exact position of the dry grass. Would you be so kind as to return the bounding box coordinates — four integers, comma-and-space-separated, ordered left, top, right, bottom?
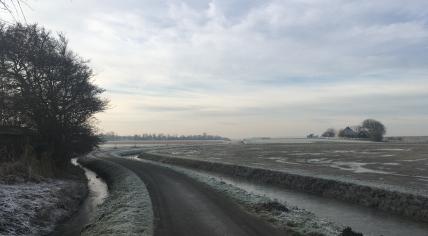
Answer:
0, 145, 56, 183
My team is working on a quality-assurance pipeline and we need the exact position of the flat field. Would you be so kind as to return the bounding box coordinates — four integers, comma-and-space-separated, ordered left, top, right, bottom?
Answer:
144, 141, 428, 196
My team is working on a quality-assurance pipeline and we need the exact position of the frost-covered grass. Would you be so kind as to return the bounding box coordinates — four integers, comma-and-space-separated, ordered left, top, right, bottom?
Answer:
78, 157, 153, 236
131, 157, 342, 236
110, 148, 145, 157
140, 151, 428, 223
0, 179, 86, 235
143, 142, 428, 197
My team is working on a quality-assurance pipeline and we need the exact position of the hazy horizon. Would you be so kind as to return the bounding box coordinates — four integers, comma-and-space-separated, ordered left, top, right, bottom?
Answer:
3, 0, 428, 139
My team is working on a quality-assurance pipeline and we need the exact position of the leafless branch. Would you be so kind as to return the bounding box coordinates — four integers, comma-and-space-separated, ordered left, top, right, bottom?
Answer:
0, 0, 28, 23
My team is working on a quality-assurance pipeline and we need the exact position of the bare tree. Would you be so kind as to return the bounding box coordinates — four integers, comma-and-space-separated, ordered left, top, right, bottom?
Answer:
0, 0, 27, 23
362, 119, 386, 142
321, 128, 336, 138
0, 23, 108, 168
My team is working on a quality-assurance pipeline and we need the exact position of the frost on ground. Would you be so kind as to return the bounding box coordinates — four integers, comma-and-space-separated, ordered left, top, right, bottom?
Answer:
78, 157, 153, 236
0, 179, 86, 236
141, 143, 428, 222
142, 142, 428, 197
132, 157, 342, 236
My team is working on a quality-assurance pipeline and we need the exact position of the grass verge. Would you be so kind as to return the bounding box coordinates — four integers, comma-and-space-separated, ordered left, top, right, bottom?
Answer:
139, 153, 428, 223
78, 156, 153, 236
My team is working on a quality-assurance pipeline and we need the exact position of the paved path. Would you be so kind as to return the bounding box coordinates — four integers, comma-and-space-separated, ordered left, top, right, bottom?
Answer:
106, 157, 285, 236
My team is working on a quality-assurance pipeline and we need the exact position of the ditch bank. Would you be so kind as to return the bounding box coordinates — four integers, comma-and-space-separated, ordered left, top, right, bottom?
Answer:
50, 159, 108, 236
78, 156, 153, 236
139, 153, 428, 223
0, 173, 87, 236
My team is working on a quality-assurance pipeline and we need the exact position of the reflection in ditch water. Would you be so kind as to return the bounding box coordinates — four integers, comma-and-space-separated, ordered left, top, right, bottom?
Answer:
200, 170, 428, 236
51, 159, 108, 236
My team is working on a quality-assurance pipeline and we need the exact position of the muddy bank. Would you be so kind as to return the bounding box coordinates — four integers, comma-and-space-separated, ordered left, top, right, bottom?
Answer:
78, 156, 153, 236
139, 153, 428, 222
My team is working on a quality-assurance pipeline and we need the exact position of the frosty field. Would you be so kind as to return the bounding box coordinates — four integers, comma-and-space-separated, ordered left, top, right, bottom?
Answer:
142, 142, 428, 197
95, 141, 428, 235
134, 140, 428, 235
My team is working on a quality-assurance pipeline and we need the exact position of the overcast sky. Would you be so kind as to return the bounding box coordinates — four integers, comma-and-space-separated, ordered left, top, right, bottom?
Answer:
3, 0, 428, 138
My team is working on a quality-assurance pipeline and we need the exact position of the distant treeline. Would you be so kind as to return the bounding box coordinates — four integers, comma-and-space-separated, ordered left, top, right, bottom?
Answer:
100, 132, 231, 141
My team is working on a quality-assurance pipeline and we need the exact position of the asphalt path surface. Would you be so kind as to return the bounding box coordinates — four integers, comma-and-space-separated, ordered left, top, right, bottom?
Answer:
105, 156, 285, 236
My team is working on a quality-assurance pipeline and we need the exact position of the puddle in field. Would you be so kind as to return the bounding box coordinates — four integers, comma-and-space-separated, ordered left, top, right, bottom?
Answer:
306, 158, 394, 174
329, 161, 393, 174
376, 148, 408, 151
275, 160, 300, 165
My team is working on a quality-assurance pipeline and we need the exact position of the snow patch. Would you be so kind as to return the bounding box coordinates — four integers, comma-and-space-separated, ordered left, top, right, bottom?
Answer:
376, 148, 408, 151
275, 160, 300, 165
384, 163, 400, 166
289, 152, 324, 156
329, 161, 393, 174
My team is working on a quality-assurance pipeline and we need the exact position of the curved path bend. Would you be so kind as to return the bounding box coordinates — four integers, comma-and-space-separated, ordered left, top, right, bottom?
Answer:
101, 155, 285, 236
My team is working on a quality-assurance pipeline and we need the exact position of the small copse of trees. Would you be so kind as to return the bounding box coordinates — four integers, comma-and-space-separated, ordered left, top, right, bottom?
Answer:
337, 119, 386, 142
362, 119, 386, 142
0, 23, 107, 169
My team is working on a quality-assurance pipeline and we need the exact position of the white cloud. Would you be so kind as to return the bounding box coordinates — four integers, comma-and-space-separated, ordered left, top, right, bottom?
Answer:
9, 0, 428, 137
